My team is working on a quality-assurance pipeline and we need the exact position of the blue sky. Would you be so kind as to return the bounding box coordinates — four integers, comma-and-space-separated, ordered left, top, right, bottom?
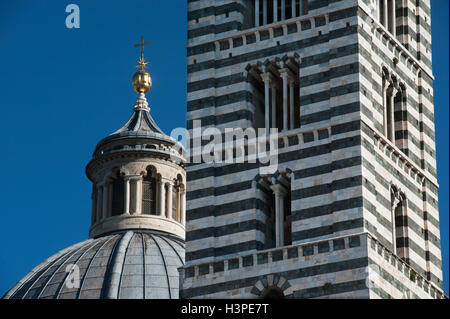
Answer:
0, 1, 447, 297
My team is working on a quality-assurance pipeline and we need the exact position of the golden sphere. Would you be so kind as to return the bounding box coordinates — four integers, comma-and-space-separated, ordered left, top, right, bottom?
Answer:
132, 70, 152, 93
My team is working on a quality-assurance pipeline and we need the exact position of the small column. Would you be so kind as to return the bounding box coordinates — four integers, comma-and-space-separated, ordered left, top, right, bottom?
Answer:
390, 0, 395, 36
263, 0, 268, 25
281, 0, 285, 20
124, 177, 130, 214
96, 184, 103, 222
181, 189, 186, 225
177, 186, 182, 222
376, 0, 380, 22
159, 178, 165, 217
167, 182, 173, 219
271, 85, 277, 128
383, 0, 388, 27
389, 88, 398, 142
289, 79, 295, 129
280, 70, 289, 131
299, 0, 303, 15
291, 0, 296, 18
131, 176, 142, 215
298, 66, 301, 126
383, 86, 389, 137
102, 182, 109, 220
391, 195, 400, 252
255, 0, 260, 27
273, 0, 278, 22
279, 194, 285, 246
261, 73, 272, 134
274, 188, 281, 247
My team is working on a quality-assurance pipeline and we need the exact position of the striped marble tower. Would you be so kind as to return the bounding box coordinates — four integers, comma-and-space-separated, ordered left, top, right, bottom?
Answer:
180, 0, 444, 299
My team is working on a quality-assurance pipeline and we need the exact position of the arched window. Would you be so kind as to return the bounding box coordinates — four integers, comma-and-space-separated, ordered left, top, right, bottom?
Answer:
174, 175, 184, 223
386, 84, 395, 142
250, 58, 300, 132
264, 172, 292, 248
394, 84, 408, 153
391, 186, 409, 262
111, 171, 125, 216
142, 167, 157, 215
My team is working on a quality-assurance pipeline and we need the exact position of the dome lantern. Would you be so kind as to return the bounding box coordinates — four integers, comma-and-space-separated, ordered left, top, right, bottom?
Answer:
3, 37, 186, 299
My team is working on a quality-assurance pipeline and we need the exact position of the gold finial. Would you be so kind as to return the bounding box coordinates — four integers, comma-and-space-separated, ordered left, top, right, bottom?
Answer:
134, 36, 150, 70
132, 36, 152, 94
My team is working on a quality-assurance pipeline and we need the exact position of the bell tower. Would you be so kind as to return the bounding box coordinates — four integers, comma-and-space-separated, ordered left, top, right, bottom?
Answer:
180, 0, 445, 299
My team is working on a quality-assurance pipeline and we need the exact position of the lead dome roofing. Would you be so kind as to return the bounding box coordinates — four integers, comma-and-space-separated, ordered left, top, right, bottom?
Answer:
3, 230, 184, 299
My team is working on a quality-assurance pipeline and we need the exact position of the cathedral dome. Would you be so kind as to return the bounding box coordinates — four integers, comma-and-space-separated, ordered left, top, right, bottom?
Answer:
3, 230, 184, 299
4, 38, 187, 299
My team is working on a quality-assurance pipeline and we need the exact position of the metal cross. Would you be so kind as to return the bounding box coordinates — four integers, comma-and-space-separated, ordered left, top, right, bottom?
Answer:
134, 36, 150, 60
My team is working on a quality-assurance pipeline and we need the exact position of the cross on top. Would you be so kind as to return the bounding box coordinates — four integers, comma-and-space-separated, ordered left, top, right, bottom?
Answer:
134, 36, 150, 70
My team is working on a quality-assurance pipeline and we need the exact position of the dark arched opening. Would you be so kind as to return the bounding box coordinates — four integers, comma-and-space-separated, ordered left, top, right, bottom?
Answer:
261, 286, 285, 299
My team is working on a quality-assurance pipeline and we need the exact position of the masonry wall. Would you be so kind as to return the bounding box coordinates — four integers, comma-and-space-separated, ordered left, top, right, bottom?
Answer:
357, 0, 442, 289
181, 233, 371, 298
186, 0, 365, 266
183, 0, 443, 298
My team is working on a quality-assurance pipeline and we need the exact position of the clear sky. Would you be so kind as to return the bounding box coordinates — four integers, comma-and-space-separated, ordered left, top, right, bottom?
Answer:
0, 1, 447, 297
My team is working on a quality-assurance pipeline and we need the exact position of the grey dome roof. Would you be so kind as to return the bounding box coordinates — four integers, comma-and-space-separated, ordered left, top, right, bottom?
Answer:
94, 93, 178, 154
3, 230, 184, 299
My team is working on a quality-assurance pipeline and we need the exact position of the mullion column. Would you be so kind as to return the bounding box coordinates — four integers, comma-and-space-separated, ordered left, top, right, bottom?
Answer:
255, 0, 260, 27
124, 177, 130, 214
273, 0, 278, 22
383, 85, 389, 137
129, 175, 142, 215
271, 84, 277, 128
181, 188, 186, 225
263, 0, 268, 25
167, 181, 173, 219
289, 78, 295, 129
291, 0, 296, 17
273, 187, 281, 247
279, 192, 285, 246
280, 70, 289, 131
389, 88, 398, 142
390, 0, 396, 36
261, 73, 272, 134
159, 178, 166, 217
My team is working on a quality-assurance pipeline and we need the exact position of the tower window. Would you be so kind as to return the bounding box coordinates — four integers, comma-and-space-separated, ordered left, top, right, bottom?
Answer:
111, 171, 125, 216
142, 167, 157, 215
251, 58, 301, 132
248, 0, 308, 28
263, 172, 292, 249
391, 186, 409, 262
